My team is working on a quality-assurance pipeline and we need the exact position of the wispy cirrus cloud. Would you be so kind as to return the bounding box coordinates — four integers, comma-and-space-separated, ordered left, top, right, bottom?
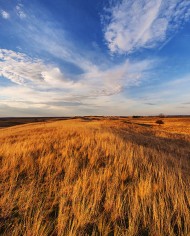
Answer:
1, 10, 10, 19
82, 59, 154, 96
132, 74, 190, 107
9, 3, 100, 75
103, 0, 190, 54
0, 48, 188, 116
0, 48, 155, 116
0, 49, 75, 88
1, 1, 154, 93
0, 49, 153, 96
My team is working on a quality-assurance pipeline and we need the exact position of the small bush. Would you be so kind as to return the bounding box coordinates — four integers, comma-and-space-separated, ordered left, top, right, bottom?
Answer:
156, 119, 164, 125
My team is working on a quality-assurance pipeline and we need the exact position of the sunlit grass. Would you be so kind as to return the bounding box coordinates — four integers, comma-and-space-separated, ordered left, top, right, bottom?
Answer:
0, 118, 190, 235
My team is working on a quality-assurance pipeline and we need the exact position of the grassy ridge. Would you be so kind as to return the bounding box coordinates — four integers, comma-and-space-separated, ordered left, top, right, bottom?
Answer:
0, 119, 190, 235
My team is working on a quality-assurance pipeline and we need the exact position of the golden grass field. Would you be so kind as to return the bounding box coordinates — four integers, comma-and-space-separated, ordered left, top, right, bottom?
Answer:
0, 117, 190, 235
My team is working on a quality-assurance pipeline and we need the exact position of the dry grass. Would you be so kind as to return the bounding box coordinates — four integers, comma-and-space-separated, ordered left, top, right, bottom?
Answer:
0, 118, 190, 235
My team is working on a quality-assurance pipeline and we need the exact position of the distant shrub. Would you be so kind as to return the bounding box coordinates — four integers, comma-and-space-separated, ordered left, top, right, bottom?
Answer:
132, 116, 142, 118
156, 119, 164, 125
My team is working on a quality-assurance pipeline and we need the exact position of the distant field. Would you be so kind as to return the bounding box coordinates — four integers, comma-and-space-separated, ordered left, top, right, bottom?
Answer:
0, 117, 72, 128
0, 117, 190, 235
1, 116, 190, 134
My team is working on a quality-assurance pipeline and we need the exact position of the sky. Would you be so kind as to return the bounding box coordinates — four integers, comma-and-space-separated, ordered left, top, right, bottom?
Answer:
0, 0, 190, 117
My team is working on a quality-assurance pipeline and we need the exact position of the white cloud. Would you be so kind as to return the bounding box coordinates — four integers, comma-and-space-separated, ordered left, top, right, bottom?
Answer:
0, 49, 155, 116
16, 4, 26, 19
0, 49, 153, 95
1, 10, 10, 19
103, 0, 190, 54
0, 49, 75, 88
82, 59, 154, 96
1, 49, 189, 116
0, 1, 160, 116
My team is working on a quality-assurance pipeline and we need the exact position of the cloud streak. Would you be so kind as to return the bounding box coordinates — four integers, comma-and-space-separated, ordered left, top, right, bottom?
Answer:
103, 0, 190, 54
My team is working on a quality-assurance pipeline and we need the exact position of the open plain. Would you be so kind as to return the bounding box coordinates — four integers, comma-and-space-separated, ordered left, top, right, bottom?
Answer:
0, 117, 190, 235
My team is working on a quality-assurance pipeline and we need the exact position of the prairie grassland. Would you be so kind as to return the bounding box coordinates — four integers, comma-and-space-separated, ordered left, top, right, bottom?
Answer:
0, 118, 190, 236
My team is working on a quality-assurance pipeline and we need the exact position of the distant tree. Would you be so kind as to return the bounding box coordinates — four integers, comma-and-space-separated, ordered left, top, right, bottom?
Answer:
159, 113, 165, 118
156, 120, 164, 125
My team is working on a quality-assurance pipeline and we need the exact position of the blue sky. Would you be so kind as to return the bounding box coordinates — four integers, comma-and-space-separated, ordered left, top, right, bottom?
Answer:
0, 0, 190, 116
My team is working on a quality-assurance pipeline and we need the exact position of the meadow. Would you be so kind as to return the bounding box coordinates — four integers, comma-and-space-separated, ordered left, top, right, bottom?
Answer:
0, 117, 190, 235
